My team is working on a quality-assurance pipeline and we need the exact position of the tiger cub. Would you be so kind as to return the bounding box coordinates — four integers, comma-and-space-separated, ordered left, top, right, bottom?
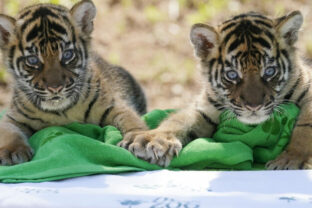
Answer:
120, 11, 312, 170
0, 0, 148, 165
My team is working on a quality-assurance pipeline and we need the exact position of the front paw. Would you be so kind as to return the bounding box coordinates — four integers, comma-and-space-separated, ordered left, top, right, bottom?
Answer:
266, 151, 311, 170
118, 130, 182, 167
0, 138, 33, 166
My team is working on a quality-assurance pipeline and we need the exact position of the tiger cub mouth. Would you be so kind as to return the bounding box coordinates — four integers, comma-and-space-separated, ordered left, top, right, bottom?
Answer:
235, 107, 272, 125
50, 96, 62, 101
237, 113, 270, 125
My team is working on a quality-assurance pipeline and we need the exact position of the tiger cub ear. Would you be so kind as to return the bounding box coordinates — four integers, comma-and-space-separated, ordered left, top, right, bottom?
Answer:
0, 14, 15, 48
275, 11, 303, 46
190, 23, 219, 59
70, 0, 96, 35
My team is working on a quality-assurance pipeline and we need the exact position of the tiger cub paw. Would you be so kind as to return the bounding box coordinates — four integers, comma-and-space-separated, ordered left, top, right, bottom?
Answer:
0, 137, 33, 166
266, 151, 312, 170
118, 130, 182, 167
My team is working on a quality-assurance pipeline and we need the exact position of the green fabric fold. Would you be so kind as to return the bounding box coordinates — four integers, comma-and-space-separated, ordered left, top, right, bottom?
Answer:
0, 104, 299, 183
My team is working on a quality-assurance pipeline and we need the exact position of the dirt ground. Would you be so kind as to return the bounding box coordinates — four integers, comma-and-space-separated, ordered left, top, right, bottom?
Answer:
0, 0, 312, 112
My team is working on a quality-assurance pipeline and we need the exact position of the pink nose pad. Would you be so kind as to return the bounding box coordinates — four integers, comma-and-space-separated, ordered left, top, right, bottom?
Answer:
47, 85, 64, 94
245, 104, 263, 112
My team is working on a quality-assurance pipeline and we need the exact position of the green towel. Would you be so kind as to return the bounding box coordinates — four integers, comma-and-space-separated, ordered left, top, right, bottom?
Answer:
0, 104, 299, 183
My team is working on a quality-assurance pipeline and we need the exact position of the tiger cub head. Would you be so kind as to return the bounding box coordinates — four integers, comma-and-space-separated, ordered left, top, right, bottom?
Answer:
0, 0, 96, 111
190, 11, 303, 124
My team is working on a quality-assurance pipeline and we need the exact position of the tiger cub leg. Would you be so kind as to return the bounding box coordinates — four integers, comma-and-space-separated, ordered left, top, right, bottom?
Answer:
103, 102, 148, 135
266, 103, 312, 170
119, 107, 216, 167
0, 118, 33, 165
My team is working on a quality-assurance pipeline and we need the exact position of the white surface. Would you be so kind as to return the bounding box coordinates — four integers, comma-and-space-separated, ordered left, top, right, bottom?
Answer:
0, 170, 311, 208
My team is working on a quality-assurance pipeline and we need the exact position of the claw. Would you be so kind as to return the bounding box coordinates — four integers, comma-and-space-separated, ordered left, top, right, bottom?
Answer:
152, 147, 159, 160
174, 148, 179, 156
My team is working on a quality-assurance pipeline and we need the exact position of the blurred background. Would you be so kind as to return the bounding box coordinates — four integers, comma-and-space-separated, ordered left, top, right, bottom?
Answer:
0, 0, 311, 111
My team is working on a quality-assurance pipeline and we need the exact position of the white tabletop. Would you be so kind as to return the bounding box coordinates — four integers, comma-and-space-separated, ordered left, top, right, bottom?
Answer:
0, 170, 311, 208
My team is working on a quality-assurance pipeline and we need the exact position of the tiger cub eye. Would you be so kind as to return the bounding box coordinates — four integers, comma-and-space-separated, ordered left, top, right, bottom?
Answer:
264, 67, 276, 77
26, 55, 40, 66
62, 49, 75, 62
226, 70, 239, 80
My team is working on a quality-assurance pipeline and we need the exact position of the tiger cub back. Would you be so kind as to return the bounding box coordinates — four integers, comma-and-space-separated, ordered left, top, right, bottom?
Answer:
0, 0, 147, 165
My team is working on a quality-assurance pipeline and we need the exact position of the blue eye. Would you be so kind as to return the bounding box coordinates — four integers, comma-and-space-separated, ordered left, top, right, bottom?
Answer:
264, 67, 276, 77
26, 55, 40, 66
226, 70, 239, 80
62, 50, 75, 62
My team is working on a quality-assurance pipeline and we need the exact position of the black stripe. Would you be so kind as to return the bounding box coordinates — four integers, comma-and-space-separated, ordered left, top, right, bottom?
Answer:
50, 22, 67, 34
60, 93, 80, 114
275, 42, 280, 59
8, 45, 15, 60
228, 38, 243, 53
79, 37, 88, 60
253, 37, 271, 49
29, 19, 67, 42
221, 22, 236, 32
8, 45, 16, 70
209, 58, 216, 72
281, 49, 291, 72
214, 64, 218, 81
264, 100, 273, 107
223, 29, 237, 46
16, 56, 27, 76
18, 42, 24, 55
62, 15, 76, 44
84, 74, 93, 101
233, 13, 268, 20
224, 60, 231, 67
284, 78, 300, 100
264, 30, 274, 42
207, 97, 225, 110
281, 49, 289, 59
84, 84, 100, 122
7, 115, 35, 133
197, 110, 217, 126
15, 98, 34, 113
296, 86, 310, 104
26, 25, 39, 42
99, 104, 114, 126
221, 75, 231, 86
248, 23, 262, 34
208, 58, 216, 83
21, 7, 59, 32
222, 19, 234, 25
279, 58, 286, 80
216, 61, 224, 86
13, 100, 46, 123
19, 10, 31, 19
296, 123, 312, 127
50, 6, 67, 13
254, 20, 272, 28
112, 111, 125, 124
224, 20, 254, 46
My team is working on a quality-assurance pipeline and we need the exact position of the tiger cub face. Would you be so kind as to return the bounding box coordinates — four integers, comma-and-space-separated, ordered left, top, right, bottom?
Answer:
0, 0, 96, 112
190, 11, 303, 124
